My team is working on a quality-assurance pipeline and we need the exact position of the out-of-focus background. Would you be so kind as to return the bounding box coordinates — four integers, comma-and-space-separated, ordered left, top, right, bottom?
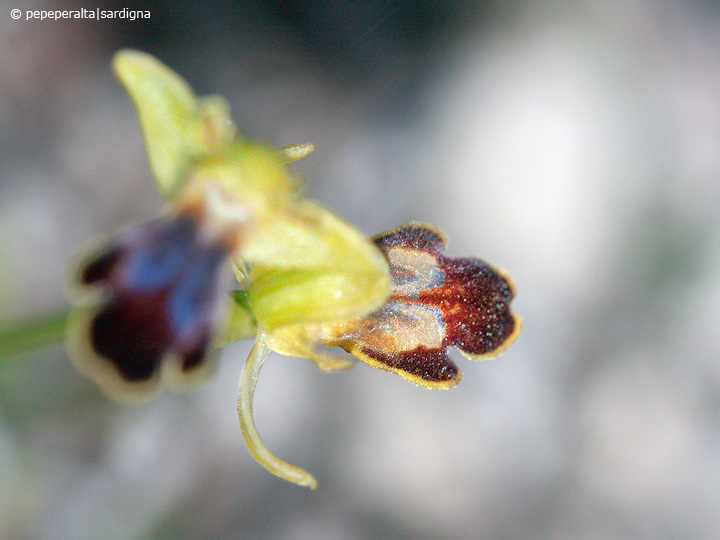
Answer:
2, 1, 720, 539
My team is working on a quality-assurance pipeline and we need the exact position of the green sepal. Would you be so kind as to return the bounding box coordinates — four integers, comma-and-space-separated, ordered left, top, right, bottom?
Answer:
113, 50, 196, 194
113, 50, 235, 197
245, 200, 392, 329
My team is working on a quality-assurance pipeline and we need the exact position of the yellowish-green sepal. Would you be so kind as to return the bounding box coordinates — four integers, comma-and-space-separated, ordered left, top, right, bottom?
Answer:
245, 200, 392, 329
113, 50, 199, 195
113, 50, 237, 198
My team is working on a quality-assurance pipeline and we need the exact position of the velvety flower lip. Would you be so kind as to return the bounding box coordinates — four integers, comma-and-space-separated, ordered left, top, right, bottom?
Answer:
326, 223, 522, 389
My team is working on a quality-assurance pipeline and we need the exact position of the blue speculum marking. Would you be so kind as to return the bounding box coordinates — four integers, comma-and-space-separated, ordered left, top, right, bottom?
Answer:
380, 300, 444, 333
126, 217, 196, 291
424, 267, 444, 289
391, 264, 444, 298
168, 245, 226, 339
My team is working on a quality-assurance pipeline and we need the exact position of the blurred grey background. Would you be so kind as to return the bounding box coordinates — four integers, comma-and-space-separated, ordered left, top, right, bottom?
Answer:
2, 0, 720, 539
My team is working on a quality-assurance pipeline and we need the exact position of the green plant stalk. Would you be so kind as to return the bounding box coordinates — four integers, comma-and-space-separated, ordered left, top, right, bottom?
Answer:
0, 310, 69, 362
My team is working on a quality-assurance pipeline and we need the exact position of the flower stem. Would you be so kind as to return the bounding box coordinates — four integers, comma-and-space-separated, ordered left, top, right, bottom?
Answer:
0, 310, 69, 364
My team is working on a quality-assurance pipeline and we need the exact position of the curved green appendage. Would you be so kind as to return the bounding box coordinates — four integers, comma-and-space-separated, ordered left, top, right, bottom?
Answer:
113, 50, 234, 196
237, 333, 318, 489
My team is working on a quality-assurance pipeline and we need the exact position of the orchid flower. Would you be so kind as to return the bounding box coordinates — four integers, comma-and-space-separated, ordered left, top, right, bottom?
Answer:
68, 50, 521, 489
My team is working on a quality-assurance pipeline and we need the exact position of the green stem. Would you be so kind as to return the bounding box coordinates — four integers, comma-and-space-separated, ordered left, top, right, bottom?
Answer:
0, 310, 69, 363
